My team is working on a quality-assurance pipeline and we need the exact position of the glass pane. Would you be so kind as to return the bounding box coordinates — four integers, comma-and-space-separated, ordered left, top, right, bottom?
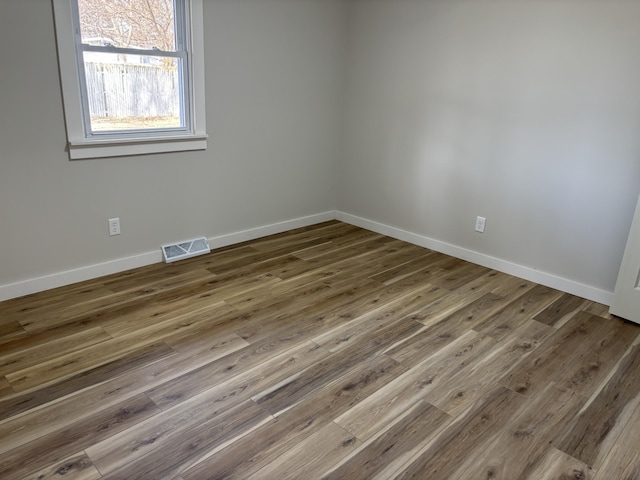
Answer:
77, 0, 176, 51
83, 52, 183, 132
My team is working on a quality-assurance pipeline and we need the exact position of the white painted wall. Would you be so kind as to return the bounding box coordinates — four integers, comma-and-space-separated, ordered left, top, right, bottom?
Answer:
0, 0, 346, 294
339, 0, 640, 297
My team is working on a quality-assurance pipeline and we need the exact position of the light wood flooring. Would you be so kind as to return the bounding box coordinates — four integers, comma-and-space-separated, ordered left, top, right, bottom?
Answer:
1, 221, 639, 479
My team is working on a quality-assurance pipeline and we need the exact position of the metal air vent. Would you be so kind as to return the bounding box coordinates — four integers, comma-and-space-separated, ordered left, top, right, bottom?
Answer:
161, 237, 210, 263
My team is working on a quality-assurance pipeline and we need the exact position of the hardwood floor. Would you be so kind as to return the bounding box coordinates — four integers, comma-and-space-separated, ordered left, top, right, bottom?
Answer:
0, 220, 639, 479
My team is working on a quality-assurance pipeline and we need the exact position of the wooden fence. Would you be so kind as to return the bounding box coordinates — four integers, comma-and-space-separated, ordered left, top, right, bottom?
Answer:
84, 62, 180, 118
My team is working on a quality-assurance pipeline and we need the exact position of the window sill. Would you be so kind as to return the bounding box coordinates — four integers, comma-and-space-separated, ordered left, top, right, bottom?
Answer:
68, 134, 208, 160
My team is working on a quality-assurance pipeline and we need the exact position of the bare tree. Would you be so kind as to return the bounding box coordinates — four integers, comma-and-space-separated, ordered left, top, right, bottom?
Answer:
78, 0, 175, 52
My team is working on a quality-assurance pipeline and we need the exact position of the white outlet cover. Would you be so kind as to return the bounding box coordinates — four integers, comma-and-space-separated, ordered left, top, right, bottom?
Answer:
109, 218, 120, 236
475, 216, 486, 233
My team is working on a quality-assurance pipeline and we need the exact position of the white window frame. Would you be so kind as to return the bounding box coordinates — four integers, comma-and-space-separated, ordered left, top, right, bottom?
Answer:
52, 0, 207, 160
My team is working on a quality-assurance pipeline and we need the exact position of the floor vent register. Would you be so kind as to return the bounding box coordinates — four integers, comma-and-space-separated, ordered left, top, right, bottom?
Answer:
162, 237, 210, 263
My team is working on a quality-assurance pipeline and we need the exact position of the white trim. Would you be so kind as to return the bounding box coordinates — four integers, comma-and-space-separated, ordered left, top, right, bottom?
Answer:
336, 211, 613, 306
0, 210, 612, 305
68, 134, 208, 159
207, 212, 336, 249
0, 251, 161, 303
0, 212, 336, 302
189, 0, 207, 137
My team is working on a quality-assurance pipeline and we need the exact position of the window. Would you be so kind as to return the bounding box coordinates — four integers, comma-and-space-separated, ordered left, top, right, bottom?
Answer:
53, 0, 207, 159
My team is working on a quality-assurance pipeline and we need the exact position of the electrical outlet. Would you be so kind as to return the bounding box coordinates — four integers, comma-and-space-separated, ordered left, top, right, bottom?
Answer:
108, 217, 121, 236
475, 216, 486, 233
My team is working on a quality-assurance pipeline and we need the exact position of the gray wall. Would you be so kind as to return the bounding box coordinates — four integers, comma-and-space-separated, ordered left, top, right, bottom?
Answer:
0, 0, 346, 288
339, 0, 640, 294
2, 0, 639, 300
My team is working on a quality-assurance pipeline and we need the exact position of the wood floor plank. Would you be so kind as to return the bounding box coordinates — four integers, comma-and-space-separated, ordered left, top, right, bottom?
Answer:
96, 267, 269, 326
144, 330, 333, 411
0, 285, 113, 321
99, 400, 272, 479
0, 332, 248, 452
224, 272, 347, 312
193, 246, 287, 276
248, 221, 358, 252
6, 336, 167, 392
500, 311, 609, 397
0, 341, 175, 422
17, 269, 218, 332
0, 377, 13, 401
0, 320, 25, 342
101, 296, 236, 338
281, 237, 432, 289
145, 270, 279, 311
425, 319, 553, 416
556, 344, 640, 469
442, 291, 511, 327
89, 341, 328, 474
333, 331, 494, 440
0, 324, 105, 359
23, 452, 102, 480
5, 302, 239, 393
311, 284, 446, 354
330, 242, 438, 284
232, 259, 432, 352
0, 327, 112, 377
0, 298, 174, 350
0, 393, 160, 480
582, 301, 615, 320
106, 301, 241, 353
302, 238, 399, 272
450, 383, 586, 480
0, 221, 638, 479
217, 223, 364, 266
182, 354, 405, 480
247, 422, 362, 480
533, 292, 589, 328
253, 318, 419, 417
381, 290, 518, 368
592, 399, 640, 480
321, 400, 450, 480
101, 263, 214, 294
383, 315, 473, 367
486, 272, 534, 299
367, 250, 440, 285
408, 270, 511, 328
473, 284, 563, 341
557, 316, 639, 398
523, 447, 593, 480
293, 230, 388, 261
429, 260, 489, 291
101, 267, 213, 297
393, 386, 526, 480
211, 230, 380, 276
231, 278, 389, 346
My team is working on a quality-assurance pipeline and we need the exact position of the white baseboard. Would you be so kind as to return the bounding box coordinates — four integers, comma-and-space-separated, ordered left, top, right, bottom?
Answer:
336, 211, 613, 306
207, 211, 336, 249
0, 211, 336, 302
0, 251, 162, 303
1, 210, 612, 306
